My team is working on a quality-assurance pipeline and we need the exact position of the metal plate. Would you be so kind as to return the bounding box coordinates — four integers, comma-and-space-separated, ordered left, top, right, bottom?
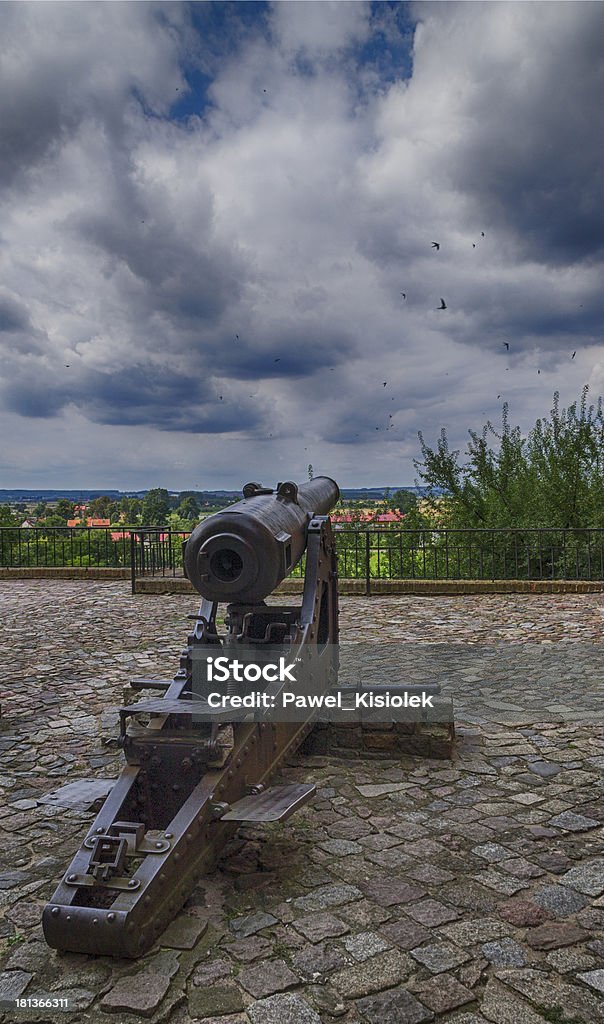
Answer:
122, 697, 224, 717
221, 783, 316, 822
38, 779, 116, 811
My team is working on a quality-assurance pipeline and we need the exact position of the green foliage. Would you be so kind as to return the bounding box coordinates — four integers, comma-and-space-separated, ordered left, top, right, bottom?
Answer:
415, 387, 604, 528
177, 495, 201, 523
390, 489, 418, 514
88, 495, 114, 519
141, 487, 170, 527
55, 499, 75, 520
0, 505, 19, 527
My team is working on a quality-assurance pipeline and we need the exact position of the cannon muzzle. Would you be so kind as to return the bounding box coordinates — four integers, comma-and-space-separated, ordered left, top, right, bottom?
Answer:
184, 476, 339, 602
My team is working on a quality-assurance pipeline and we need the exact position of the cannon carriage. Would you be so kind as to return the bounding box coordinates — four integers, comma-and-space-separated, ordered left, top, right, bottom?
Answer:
43, 478, 341, 957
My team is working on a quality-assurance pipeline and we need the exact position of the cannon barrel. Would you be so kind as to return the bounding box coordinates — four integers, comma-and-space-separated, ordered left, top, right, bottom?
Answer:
184, 476, 339, 603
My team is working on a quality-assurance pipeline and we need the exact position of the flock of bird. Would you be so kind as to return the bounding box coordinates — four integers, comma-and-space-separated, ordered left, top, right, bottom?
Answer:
221, 234, 585, 442
57, 234, 585, 455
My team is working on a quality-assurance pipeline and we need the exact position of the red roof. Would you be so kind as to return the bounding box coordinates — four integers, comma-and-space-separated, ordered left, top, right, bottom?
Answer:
67, 517, 111, 528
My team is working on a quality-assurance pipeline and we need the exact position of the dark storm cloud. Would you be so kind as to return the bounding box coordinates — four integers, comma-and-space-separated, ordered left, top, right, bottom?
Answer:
1, 360, 264, 434
74, 210, 246, 329
432, 3, 604, 265
0, 3, 189, 192
0, 295, 30, 333
82, 367, 262, 433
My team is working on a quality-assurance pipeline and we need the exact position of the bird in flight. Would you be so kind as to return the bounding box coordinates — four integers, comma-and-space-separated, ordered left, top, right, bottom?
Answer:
503, 342, 510, 351
431, 242, 440, 251
65, 364, 70, 368
400, 292, 406, 299
472, 243, 476, 248
274, 358, 280, 362
497, 394, 501, 399
571, 351, 576, 359
438, 298, 447, 310
383, 382, 387, 387
219, 395, 223, 400
481, 231, 485, 237
236, 334, 239, 340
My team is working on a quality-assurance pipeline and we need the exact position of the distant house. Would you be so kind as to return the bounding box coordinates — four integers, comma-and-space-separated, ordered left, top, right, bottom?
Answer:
371, 510, 406, 524
21, 519, 36, 528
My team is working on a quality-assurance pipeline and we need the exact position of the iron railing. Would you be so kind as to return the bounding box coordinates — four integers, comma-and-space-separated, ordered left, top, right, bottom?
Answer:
3, 526, 604, 595
0, 527, 133, 569
127, 527, 604, 594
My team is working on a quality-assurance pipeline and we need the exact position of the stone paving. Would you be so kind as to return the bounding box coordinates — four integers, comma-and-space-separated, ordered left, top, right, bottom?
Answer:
0, 581, 603, 1023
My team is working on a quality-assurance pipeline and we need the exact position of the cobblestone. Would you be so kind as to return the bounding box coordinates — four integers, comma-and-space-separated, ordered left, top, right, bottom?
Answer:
1, 582, 604, 1023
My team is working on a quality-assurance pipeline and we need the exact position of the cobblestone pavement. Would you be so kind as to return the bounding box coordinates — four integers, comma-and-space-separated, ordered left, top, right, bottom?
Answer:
0, 582, 603, 1023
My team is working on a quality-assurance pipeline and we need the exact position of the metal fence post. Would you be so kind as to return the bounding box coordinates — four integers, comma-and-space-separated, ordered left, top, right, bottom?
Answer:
365, 531, 371, 596
130, 532, 136, 595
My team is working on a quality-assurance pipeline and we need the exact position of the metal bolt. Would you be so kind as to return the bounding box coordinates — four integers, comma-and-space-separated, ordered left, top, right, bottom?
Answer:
92, 918, 98, 925
107, 913, 115, 922
165, 833, 173, 839
155, 841, 163, 848
51, 907, 60, 917
128, 879, 137, 887
67, 873, 77, 882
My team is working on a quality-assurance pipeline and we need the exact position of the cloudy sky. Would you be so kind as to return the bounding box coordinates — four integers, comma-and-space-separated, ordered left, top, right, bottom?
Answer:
1, 1, 603, 490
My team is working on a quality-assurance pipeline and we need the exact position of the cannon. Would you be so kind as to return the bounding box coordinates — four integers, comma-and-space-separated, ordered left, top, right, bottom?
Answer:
43, 477, 340, 957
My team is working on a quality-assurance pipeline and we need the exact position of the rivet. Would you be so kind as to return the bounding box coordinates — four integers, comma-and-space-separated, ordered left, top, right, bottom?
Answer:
155, 841, 163, 848
186, 833, 193, 843
107, 913, 115, 922
128, 879, 137, 888
144, 896, 151, 906
67, 874, 77, 882
66, 915, 71, 922
165, 833, 173, 839
92, 918, 98, 925
51, 907, 60, 917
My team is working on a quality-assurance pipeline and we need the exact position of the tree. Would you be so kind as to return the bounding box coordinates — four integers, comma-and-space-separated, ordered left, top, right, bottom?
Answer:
141, 488, 170, 526
414, 387, 604, 529
177, 496, 201, 523
390, 489, 418, 514
118, 497, 142, 524
55, 499, 75, 521
89, 496, 113, 519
